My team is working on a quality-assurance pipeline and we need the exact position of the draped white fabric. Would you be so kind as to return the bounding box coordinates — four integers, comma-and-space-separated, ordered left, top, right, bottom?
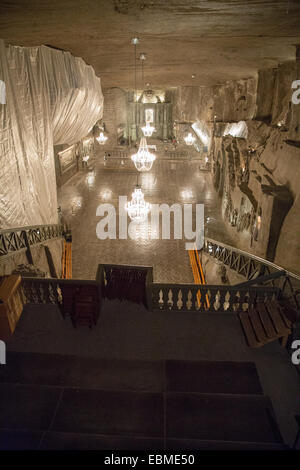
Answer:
0, 40, 103, 228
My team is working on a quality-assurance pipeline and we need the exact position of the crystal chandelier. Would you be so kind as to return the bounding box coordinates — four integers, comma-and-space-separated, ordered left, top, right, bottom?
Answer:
141, 121, 155, 137
96, 132, 108, 145
184, 132, 195, 146
125, 185, 151, 223
131, 136, 156, 171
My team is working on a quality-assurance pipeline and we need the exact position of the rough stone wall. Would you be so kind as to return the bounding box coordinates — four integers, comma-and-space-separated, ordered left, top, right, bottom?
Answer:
210, 60, 300, 274
173, 56, 300, 274
102, 87, 127, 145
173, 79, 256, 123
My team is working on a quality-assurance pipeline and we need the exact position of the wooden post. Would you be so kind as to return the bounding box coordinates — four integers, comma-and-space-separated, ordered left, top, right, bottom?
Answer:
0, 275, 25, 341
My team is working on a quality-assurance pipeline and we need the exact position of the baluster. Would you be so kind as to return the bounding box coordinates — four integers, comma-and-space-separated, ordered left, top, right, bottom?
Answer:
48, 282, 60, 304
177, 289, 183, 310
224, 290, 230, 311
181, 287, 188, 311
215, 290, 221, 311
30, 282, 39, 303
158, 288, 164, 310
235, 290, 243, 313
36, 282, 45, 303
209, 288, 218, 311
242, 290, 250, 312
171, 287, 180, 311
167, 288, 173, 310
186, 289, 192, 310
42, 282, 51, 303
218, 288, 226, 312
248, 290, 256, 311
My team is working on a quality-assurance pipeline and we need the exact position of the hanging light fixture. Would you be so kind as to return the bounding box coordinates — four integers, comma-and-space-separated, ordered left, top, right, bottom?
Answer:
131, 136, 156, 171
141, 121, 155, 137
96, 132, 108, 145
125, 184, 151, 223
184, 132, 196, 146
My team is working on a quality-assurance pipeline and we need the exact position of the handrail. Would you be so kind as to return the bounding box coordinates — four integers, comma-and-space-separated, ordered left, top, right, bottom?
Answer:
0, 224, 63, 235
0, 223, 65, 260
21, 276, 101, 309
203, 237, 300, 310
151, 282, 279, 313
204, 237, 300, 281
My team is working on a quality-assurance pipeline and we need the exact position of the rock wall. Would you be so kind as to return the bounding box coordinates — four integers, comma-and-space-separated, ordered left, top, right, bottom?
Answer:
173, 54, 300, 274
210, 60, 300, 274
0, 238, 64, 278
102, 87, 127, 145
173, 79, 256, 123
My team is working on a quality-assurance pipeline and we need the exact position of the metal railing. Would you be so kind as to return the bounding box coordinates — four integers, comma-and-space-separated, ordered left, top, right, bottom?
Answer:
0, 224, 64, 261
102, 148, 129, 159
203, 237, 300, 310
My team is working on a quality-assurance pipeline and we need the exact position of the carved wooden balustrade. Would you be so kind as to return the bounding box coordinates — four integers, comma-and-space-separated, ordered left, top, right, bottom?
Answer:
151, 283, 279, 313
21, 265, 280, 315
21, 277, 101, 307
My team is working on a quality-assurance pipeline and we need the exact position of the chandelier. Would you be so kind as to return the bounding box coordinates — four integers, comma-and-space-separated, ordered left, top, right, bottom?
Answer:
96, 132, 108, 145
131, 136, 156, 171
184, 132, 195, 146
141, 121, 155, 137
125, 185, 151, 223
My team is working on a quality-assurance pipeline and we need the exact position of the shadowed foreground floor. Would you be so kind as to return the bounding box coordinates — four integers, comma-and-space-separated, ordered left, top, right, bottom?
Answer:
2, 301, 300, 449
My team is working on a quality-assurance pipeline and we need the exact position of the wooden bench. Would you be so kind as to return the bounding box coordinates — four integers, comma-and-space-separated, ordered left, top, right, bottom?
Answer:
239, 301, 292, 348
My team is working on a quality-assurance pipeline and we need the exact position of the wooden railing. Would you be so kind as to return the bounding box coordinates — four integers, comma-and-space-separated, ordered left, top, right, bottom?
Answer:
21, 263, 283, 314
96, 263, 153, 309
0, 224, 64, 261
22, 277, 101, 307
151, 283, 279, 313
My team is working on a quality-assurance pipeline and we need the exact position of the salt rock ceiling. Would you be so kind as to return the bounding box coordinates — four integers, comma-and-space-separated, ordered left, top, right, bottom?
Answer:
1, 0, 300, 88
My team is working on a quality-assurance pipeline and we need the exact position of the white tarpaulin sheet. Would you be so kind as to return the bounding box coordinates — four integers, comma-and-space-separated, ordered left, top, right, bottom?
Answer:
0, 40, 103, 228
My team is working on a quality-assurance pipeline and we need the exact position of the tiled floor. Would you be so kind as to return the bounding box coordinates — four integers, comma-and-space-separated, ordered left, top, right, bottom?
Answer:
58, 148, 235, 282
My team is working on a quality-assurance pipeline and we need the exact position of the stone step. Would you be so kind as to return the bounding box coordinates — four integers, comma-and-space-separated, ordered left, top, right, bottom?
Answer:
0, 352, 263, 395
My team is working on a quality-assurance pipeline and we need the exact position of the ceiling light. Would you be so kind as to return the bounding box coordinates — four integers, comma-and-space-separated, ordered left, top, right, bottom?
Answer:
184, 132, 196, 146
131, 37, 139, 45
131, 136, 156, 171
125, 185, 151, 223
96, 132, 108, 145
